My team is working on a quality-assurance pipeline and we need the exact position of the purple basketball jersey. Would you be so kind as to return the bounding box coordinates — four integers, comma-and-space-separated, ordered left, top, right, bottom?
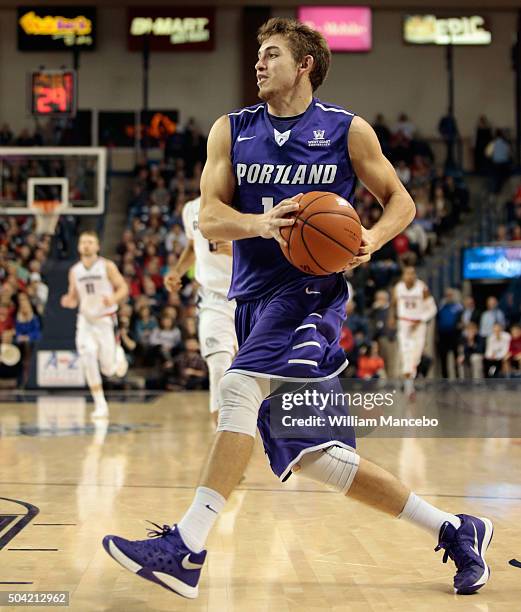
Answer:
228, 98, 357, 301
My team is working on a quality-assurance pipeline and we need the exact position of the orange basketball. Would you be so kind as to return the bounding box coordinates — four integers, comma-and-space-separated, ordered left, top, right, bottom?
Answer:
280, 191, 362, 275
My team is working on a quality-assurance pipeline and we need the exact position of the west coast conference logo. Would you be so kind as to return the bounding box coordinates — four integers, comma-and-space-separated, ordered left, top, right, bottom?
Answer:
0, 498, 39, 550
308, 129, 331, 147
130, 16, 210, 45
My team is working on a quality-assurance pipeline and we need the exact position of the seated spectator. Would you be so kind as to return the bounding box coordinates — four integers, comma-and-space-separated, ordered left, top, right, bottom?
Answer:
503, 324, 521, 377
123, 264, 142, 299
479, 296, 506, 338
461, 296, 480, 327
357, 342, 386, 380
394, 160, 411, 186
484, 323, 511, 377
165, 224, 188, 254
134, 306, 157, 350
392, 233, 410, 257
405, 220, 428, 258
144, 256, 164, 290
149, 313, 182, 365
183, 316, 198, 338
174, 337, 208, 390
393, 113, 416, 141
142, 274, 163, 311
15, 293, 41, 384
15, 294, 41, 344
457, 322, 485, 380
150, 177, 171, 209
495, 224, 509, 242
0, 304, 14, 337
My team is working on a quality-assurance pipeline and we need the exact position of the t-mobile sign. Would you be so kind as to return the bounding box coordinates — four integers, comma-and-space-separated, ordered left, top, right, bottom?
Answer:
298, 6, 372, 52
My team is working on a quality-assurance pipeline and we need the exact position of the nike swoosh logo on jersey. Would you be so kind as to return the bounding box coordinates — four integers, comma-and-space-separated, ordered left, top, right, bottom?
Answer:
237, 135, 256, 142
181, 553, 205, 571
205, 504, 218, 514
305, 287, 321, 295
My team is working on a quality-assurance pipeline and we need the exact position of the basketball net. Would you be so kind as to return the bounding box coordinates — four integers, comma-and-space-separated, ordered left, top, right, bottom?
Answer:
32, 200, 62, 236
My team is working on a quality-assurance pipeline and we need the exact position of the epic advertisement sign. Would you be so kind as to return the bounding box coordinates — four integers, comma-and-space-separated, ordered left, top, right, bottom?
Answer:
298, 7, 372, 52
17, 6, 96, 50
462, 246, 521, 280
127, 7, 215, 51
404, 15, 492, 46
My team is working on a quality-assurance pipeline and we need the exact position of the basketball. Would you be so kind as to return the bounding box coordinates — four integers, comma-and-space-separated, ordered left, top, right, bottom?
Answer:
280, 191, 362, 275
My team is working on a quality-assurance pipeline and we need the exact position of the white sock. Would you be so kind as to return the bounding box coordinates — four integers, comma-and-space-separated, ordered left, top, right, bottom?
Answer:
177, 486, 226, 552
404, 378, 415, 394
399, 492, 461, 538
92, 390, 107, 408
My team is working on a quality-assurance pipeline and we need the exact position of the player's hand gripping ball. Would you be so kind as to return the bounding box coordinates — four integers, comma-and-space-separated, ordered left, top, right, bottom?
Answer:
279, 191, 362, 275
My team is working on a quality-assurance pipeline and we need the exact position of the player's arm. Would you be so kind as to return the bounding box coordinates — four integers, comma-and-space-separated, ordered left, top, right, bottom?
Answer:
388, 287, 397, 330
348, 117, 416, 266
164, 240, 195, 293
105, 260, 129, 306
420, 286, 437, 323
198, 115, 299, 247
60, 268, 79, 309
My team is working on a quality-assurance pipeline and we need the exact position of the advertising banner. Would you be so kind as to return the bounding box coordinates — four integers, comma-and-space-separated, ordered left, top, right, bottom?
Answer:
298, 7, 372, 52
18, 6, 96, 51
127, 7, 215, 51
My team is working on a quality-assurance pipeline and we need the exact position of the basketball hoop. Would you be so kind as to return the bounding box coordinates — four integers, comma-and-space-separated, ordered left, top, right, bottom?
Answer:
33, 199, 62, 236
27, 176, 68, 237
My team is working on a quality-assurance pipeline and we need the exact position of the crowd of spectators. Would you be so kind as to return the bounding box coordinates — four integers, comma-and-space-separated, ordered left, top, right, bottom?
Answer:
0, 119, 83, 148
113, 119, 208, 390
371, 113, 470, 258
0, 216, 49, 384
437, 292, 521, 379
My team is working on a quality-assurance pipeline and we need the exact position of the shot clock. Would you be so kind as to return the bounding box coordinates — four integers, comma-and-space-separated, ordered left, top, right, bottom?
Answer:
29, 69, 77, 117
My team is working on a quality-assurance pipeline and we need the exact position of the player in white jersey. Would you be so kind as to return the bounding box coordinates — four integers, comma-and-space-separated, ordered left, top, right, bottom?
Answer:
61, 231, 129, 418
389, 265, 437, 397
164, 197, 236, 423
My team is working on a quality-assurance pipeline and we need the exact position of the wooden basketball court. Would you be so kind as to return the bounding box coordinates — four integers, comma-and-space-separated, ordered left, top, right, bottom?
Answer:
1, 390, 520, 611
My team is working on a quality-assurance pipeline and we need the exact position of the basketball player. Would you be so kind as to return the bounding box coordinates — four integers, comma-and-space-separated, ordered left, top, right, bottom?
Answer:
164, 196, 236, 424
389, 265, 437, 397
103, 19, 493, 597
61, 231, 129, 418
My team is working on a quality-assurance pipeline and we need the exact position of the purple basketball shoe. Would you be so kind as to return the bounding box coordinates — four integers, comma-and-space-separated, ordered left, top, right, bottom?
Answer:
435, 514, 494, 594
103, 522, 206, 599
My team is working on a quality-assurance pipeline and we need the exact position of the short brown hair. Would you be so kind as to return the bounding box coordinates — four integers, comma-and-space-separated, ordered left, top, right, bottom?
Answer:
79, 230, 99, 240
257, 17, 331, 91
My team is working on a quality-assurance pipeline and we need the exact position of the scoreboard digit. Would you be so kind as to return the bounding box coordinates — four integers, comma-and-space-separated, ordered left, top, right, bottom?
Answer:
29, 70, 77, 117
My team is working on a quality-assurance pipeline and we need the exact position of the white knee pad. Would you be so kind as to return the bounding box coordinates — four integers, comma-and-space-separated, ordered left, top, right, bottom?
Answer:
206, 351, 234, 414
79, 350, 102, 388
293, 446, 360, 494
217, 372, 269, 438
